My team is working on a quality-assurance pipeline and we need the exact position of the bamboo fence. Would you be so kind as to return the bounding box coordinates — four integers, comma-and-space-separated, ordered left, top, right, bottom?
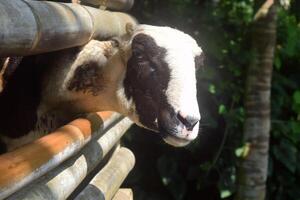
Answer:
0, 0, 136, 199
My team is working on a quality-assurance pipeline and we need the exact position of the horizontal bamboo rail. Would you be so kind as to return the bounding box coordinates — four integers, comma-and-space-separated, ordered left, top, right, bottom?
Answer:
0, 0, 136, 56
7, 117, 133, 200
75, 147, 135, 200
0, 112, 126, 199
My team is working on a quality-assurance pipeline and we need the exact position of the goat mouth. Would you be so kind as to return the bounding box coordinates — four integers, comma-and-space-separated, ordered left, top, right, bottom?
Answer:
162, 134, 191, 147
140, 117, 199, 147
159, 125, 196, 147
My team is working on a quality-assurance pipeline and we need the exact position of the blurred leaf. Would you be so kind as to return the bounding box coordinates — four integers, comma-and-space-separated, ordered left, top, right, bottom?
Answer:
296, 154, 300, 177
235, 147, 244, 157
292, 91, 300, 113
274, 55, 282, 70
235, 143, 251, 158
273, 139, 298, 173
290, 121, 300, 143
209, 84, 216, 94
221, 190, 232, 199
218, 104, 227, 114
199, 162, 212, 171
293, 91, 300, 104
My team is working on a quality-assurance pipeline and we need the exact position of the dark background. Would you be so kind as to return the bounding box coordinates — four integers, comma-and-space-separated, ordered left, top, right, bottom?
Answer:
120, 1, 300, 200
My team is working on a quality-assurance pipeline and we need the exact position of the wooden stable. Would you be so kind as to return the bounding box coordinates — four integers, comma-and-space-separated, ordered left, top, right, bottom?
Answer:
0, 0, 136, 199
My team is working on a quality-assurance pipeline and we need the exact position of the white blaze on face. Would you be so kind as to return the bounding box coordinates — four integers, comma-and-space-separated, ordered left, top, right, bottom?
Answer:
133, 25, 202, 143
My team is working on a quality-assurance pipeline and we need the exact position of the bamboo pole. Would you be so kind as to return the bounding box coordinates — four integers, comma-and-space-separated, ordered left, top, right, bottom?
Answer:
7, 118, 133, 200
113, 189, 133, 200
74, 147, 135, 200
0, 112, 123, 199
0, 0, 137, 56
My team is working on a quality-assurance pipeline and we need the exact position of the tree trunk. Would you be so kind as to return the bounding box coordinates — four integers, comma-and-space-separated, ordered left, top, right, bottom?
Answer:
235, 1, 277, 200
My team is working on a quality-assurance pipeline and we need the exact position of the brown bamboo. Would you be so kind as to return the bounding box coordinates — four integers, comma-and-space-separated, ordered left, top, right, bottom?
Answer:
0, 111, 122, 199
6, 118, 133, 200
0, 0, 137, 56
74, 147, 135, 200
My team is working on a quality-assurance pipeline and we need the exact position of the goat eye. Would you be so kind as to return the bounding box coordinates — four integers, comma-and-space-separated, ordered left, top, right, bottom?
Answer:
134, 50, 143, 58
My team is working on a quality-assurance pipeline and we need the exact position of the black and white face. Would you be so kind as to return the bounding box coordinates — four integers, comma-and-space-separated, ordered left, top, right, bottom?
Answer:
123, 25, 203, 147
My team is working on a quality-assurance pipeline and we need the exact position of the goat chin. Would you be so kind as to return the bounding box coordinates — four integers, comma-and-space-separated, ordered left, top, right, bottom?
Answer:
163, 135, 191, 147
131, 121, 189, 147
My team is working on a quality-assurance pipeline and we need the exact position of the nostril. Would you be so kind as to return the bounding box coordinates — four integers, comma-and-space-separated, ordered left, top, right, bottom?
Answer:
177, 113, 200, 131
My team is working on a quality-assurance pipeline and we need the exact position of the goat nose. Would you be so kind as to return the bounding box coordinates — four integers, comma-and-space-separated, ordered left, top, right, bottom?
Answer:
177, 113, 200, 131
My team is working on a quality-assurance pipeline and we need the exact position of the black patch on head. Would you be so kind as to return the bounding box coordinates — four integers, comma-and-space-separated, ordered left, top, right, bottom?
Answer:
124, 33, 180, 131
68, 61, 105, 96
195, 52, 205, 69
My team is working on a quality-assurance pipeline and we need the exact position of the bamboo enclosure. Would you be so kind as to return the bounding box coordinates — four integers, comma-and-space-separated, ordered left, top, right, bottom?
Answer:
0, 0, 136, 199
0, 113, 135, 199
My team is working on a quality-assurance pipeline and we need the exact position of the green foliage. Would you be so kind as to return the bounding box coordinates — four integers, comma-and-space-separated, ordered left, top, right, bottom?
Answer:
124, 1, 300, 200
268, 4, 300, 199
220, 190, 232, 199
272, 139, 297, 173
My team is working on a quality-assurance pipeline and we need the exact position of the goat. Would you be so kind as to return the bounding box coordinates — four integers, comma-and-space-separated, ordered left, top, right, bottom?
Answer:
0, 25, 204, 152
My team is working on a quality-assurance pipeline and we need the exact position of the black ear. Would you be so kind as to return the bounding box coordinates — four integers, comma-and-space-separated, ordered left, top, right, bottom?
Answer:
195, 52, 205, 70
67, 61, 104, 96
